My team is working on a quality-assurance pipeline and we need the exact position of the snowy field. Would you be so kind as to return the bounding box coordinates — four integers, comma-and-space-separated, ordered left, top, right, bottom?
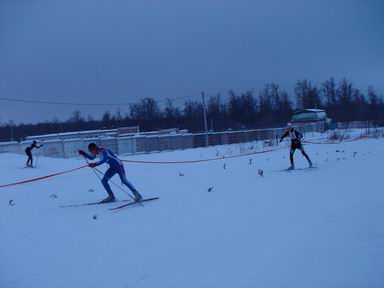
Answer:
1, 132, 384, 288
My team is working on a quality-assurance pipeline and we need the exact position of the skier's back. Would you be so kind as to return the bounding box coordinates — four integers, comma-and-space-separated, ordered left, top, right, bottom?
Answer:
25, 140, 43, 167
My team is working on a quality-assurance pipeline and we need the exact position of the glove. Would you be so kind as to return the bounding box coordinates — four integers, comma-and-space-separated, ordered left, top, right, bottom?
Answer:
88, 162, 97, 168
78, 150, 86, 156
279, 139, 283, 143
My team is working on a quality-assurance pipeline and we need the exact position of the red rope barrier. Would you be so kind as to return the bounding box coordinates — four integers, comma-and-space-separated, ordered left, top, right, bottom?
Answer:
0, 165, 88, 188
303, 135, 366, 145
121, 148, 278, 164
1, 149, 277, 188
1, 135, 366, 188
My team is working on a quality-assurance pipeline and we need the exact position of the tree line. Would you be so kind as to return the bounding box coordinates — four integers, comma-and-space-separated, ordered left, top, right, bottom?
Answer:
1, 77, 383, 142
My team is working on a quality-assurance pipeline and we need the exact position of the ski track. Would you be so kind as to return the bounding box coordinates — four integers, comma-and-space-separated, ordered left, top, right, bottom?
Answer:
0, 134, 383, 288
245, 205, 322, 287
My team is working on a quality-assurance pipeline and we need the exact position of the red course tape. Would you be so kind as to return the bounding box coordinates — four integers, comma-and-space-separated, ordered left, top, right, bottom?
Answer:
0, 165, 87, 188
0, 136, 366, 188
303, 136, 366, 145
121, 148, 278, 164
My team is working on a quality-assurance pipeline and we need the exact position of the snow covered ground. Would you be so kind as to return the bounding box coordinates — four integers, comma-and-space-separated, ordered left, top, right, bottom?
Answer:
1, 132, 384, 288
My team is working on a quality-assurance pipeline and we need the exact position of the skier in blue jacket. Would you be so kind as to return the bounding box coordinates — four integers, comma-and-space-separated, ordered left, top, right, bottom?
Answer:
79, 143, 143, 203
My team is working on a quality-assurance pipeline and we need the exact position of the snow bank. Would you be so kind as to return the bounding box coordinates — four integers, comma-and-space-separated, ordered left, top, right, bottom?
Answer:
0, 137, 383, 288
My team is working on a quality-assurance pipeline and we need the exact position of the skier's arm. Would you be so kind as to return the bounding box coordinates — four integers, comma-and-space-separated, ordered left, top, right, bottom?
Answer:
37, 144, 43, 149
85, 152, 97, 160
93, 150, 108, 166
280, 131, 289, 142
295, 129, 303, 140
78, 150, 96, 160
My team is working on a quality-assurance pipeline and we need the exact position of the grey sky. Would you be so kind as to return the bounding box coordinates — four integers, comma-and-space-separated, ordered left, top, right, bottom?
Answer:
0, 0, 383, 124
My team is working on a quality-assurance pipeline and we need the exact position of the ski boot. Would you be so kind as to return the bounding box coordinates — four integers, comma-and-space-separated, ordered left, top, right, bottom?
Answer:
286, 165, 295, 171
99, 194, 116, 203
308, 160, 313, 168
133, 191, 143, 202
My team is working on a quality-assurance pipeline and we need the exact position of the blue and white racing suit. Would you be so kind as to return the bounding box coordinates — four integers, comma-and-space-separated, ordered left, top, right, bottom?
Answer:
84, 147, 137, 196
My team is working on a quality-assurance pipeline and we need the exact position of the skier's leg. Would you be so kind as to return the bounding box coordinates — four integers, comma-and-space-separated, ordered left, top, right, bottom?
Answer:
118, 169, 136, 192
26, 152, 32, 167
300, 146, 313, 166
289, 147, 296, 169
118, 166, 142, 200
101, 167, 117, 197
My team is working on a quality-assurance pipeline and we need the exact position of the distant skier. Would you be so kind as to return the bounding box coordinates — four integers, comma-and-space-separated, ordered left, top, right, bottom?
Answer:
25, 140, 43, 167
280, 123, 313, 170
79, 143, 143, 203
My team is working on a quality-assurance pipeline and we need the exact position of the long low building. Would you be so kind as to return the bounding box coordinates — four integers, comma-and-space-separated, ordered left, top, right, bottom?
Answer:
0, 123, 326, 158
24, 126, 140, 142
292, 109, 330, 123
24, 126, 189, 142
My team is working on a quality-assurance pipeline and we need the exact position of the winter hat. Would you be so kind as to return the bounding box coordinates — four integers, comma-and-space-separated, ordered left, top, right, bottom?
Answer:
88, 143, 98, 151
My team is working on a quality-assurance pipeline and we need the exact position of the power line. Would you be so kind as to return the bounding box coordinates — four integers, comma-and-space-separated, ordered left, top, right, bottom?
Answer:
161, 92, 201, 102
0, 97, 131, 106
0, 93, 201, 107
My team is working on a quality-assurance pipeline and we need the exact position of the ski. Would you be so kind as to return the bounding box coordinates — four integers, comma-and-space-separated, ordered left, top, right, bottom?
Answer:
109, 197, 159, 211
59, 199, 130, 208
282, 166, 318, 172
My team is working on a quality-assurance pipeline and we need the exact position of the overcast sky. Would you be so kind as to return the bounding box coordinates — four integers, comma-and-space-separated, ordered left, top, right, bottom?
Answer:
0, 0, 383, 124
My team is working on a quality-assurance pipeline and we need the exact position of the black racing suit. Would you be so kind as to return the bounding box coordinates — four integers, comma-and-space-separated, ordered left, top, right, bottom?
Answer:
280, 128, 312, 167
25, 143, 42, 167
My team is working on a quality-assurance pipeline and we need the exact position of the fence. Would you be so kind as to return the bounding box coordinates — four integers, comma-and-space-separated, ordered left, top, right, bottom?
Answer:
0, 121, 337, 158
334, 120, 382, 131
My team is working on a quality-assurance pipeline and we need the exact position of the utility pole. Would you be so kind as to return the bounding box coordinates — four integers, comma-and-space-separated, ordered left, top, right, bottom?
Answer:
201, 91, 209, 146
315, 103, 319, 132
9, 120, 14, 142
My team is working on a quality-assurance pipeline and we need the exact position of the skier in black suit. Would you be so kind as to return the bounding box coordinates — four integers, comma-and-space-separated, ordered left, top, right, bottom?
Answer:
280, 123, 312, 170
25, 140, 43, 167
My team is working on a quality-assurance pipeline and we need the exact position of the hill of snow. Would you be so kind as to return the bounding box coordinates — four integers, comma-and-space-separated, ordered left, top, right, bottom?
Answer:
1, 135, 383, 288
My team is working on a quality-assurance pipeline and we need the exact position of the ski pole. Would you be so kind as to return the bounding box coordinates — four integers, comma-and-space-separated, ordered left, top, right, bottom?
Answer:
82, 156, 143, 207
35, 149, 41, 168
93, 166, 144, 207
35, 141, 44, 168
